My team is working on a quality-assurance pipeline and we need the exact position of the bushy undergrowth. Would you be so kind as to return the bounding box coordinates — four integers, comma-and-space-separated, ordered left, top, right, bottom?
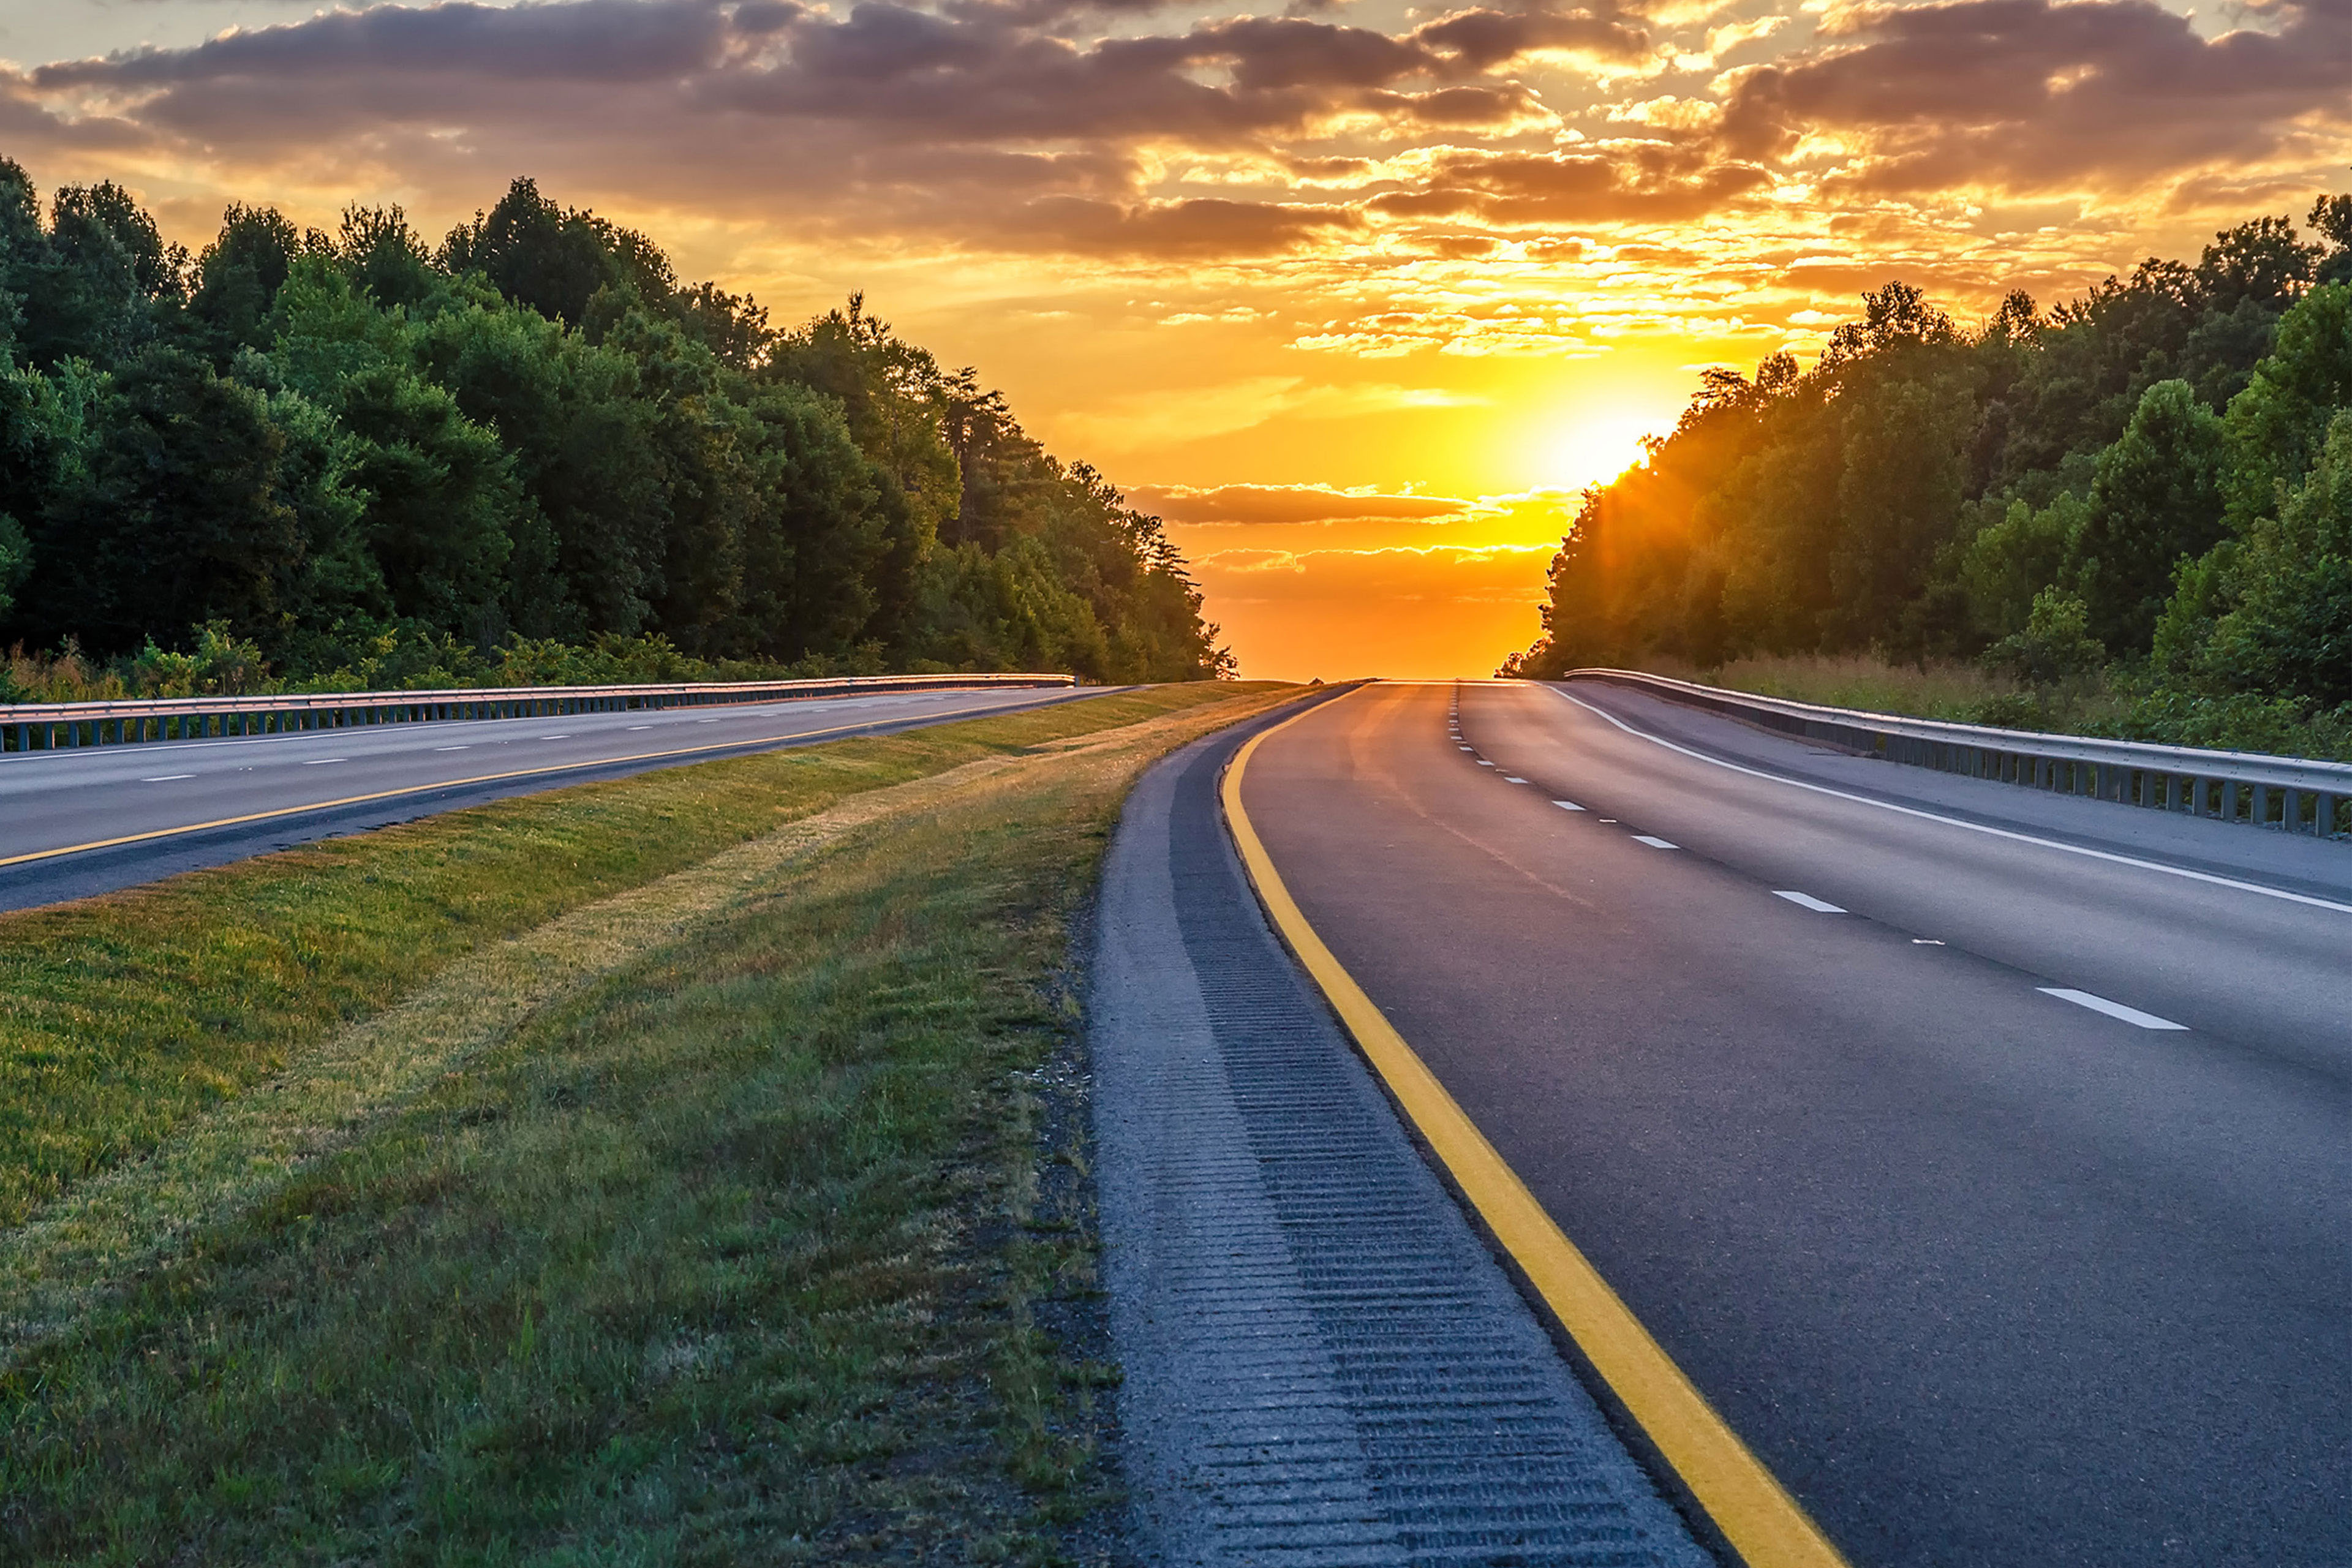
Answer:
1667, 649, 2352, 761
1, 623, 918, 704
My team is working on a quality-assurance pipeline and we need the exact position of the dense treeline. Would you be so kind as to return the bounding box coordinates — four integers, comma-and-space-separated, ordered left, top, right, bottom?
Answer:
1504, 198, 2352, 753
0, 162, 1227, 697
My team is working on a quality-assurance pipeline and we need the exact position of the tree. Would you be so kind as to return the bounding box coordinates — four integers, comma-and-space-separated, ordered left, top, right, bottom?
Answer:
1828, 369, 1974, 646
1960, 492, 2083, 641
336, 205, 442, 313
187, 204, 307, 362
2313, 195, 2352, 287
2223, 283, 2352, 531
1985, 586, 2105, 685
2187, 413, 2352, 706
443, 178, 638, 328
2195, 216, 2318, 315
415, 296, 667, 638
28, 347, 305, 653
2070, 380, 2228, 654
9, 178, 183, 371
0, 159, 1223, 686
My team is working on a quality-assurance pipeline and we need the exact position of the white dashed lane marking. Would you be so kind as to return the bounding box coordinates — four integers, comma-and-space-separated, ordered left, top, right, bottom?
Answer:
301, 758, 345, 766
2038, 988, 2187, 1030
1504, 776, 1529, 784
1773, 891, 1845, 913
1633, 835, 1678, 850
140, 774, 194, 782
1552, 800, 1585, 812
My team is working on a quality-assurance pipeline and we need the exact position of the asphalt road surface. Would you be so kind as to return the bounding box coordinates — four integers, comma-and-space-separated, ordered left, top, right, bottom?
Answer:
1232, 677, 2352, 1568
0, 682, 1104, 911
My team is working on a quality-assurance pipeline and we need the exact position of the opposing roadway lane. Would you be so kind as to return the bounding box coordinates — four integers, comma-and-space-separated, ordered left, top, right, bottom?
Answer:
0, 683, 1104, 911
1234, 678, 2352, 1567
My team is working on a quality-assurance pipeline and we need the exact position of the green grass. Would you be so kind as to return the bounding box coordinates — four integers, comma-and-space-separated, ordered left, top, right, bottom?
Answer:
1643, 651, 2037, 723
0, 685, 1274, 1229
1, 681, 1297, 1563
1642, 651, 2352, 763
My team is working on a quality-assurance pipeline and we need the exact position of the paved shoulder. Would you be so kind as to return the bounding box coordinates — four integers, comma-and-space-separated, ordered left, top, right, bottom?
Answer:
1090, 709, 1713, 1567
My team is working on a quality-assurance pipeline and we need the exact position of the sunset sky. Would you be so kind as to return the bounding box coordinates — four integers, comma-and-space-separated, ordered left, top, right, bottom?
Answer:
7, 0, 2349, 677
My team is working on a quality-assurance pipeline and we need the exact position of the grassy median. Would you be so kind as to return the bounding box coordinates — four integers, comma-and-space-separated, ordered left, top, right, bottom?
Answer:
0, 681, 1295, 1564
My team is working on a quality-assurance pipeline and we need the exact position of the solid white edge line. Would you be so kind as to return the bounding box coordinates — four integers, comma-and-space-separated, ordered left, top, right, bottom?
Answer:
2037, 987, 2188, 1030
1773, 890, 1846, 913
1634, 835, 1679, 850
1548, 685, 2352, 918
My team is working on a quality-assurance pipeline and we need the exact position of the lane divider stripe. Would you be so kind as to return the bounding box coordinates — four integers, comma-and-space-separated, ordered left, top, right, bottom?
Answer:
2037, 987, 2187, 1030
1773, 891, 1845, 913
0, 703, 1013, 870
1222, 693, 1850, 1568
1551, 685, 2352, 918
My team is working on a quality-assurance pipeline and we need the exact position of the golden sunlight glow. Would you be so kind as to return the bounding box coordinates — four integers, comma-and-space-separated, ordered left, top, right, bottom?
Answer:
1540, 412, 1663, 492
13, 0, 2342, 683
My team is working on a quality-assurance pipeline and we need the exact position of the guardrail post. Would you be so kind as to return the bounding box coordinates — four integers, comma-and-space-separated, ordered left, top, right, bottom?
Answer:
2252, 782, 2272, 827
2323, 794, 2339, 837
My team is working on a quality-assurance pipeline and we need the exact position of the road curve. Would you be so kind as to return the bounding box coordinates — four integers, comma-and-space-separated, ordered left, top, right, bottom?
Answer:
0, 683, 1106, 912
1232, 677, 2352, 1568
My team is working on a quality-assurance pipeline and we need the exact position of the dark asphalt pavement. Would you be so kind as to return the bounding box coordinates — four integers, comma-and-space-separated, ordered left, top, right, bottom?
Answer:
1233, 678, 2352, 1568
0, 683, 1104, 911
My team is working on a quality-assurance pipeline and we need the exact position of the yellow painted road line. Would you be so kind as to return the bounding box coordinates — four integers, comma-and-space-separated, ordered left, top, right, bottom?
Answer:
0, 703, 1014, 871
1221, 690, 1851, 1568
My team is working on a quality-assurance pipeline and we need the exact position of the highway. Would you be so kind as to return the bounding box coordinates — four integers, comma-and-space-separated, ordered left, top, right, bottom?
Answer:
0, 683, 1102, 911
1231, 678, 2352, 1567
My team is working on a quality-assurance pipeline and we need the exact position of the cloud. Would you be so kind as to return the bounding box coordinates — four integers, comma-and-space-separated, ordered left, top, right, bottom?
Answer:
1193, 542, 1557, 605
1371, 147, 1772, 224
1411, 7, 1654, 72
1011, 194, 1360, 255
35, 0, 740, 89
1131, 483, 1474, 524
1716, 0, 2352, 195
1054, 376, 1488, 450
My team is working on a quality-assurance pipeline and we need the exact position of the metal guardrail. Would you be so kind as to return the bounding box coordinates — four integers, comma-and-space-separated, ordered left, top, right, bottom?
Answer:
0, 673, 1077, 755
1562, 668, 2352, 838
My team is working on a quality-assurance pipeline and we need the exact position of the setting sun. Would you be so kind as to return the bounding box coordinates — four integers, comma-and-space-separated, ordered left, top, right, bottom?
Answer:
1541, 413, 1665, 493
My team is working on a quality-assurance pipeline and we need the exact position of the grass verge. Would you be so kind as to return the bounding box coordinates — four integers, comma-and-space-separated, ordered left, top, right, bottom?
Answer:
1640, 651, 2039, 724
0, 685, 1278, 1229
2, 679, 1299, 1562
1639, 651, 2352, 764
